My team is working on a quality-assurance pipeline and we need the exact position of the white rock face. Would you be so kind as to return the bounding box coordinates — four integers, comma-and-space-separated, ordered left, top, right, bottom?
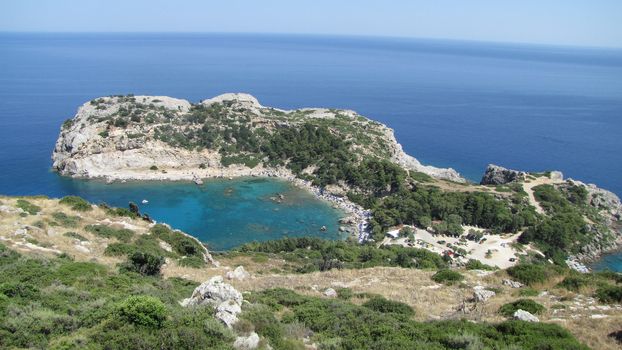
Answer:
513, 309, 539, 322
180, 275, 243, 327
234, 332, 260, 350
502, 279, 524, 288
52, 93, 465, 184
226, 266, 250, 280
473, 287, 496, 302
323, 288, 337, 298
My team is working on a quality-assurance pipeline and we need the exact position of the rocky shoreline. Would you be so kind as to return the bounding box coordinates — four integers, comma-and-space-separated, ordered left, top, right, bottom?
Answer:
83, 165, 372, 243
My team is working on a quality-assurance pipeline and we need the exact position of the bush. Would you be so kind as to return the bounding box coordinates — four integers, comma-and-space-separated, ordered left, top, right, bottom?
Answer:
122, 252, 165, 276
362, 296, 414, 317
16, 199, 41, 215
431, 269, 464, 285
63, 231, 88, 242
51, 212, 81, 228
465, 259, 495, 271
85, 225, 134, 243
595, 285, 622, 304
150, 165, 158, 170
59, 196, 92, 211
336, 288, 354, 300
499, 299, 546, 317
116, 295, 167, 328
557, 275, 590, 292
506, 264, 554, 286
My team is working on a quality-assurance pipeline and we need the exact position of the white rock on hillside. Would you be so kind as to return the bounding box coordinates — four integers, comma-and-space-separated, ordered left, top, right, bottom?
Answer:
503, 279, 524, 288
234, 332, 260, 350
226, 266, 250, 280
181, 276, 243, 327
513, 309, 539, 322
323, 288, 337, 298
473, 287, 496, 302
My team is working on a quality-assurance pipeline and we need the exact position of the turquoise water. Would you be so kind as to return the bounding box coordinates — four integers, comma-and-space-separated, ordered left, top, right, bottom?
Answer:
57, 177, 345, 251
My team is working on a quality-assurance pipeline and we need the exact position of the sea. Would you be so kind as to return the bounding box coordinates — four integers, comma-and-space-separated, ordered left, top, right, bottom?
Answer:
0, 33, 621, 264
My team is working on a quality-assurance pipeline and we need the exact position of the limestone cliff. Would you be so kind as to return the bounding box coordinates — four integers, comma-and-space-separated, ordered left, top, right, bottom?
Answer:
52, 93, 464, 183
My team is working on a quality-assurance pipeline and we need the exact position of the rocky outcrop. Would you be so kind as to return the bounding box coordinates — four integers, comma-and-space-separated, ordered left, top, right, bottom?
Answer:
234, 332, 260, 350
181, 276, 243, 328
323, 288, 337, 298
480, 164, 526, 185
513, 309, 539, 322
52, 93, 464, 183
502, 279, 523, 288
226, 266, 250, 280
473, 287, 496, 302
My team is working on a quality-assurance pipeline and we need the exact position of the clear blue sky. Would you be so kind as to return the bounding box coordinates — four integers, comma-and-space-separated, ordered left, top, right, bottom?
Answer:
1, 0, 621, 48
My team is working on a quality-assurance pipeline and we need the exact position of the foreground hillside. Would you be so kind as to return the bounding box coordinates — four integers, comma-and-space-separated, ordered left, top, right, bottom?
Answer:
1, 196, 621, 349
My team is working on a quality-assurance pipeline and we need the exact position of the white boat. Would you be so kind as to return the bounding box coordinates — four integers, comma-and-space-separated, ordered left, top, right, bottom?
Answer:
141, 199, 149, 204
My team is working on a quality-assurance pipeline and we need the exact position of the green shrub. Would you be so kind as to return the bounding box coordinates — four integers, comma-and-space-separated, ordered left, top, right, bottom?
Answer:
595, 285, 622, 303
150, 165, 158, 170
116, 295, 167, 328
59, 196, 92, 211
85, 225, 134, 243
499, 299, 546, 317
431, 269, 464, 285
506, 264, 554, 286
104, 243, 135, 257
465, 259, 496, 271
51, 212, 81, 228
362, 296, 414, 317
518, 288, 539, 297
557, 275, 590, 292
121, 252, 165, 276
336, 287, 353, 300
63, 231, 88, 241
16, 199, 41, 215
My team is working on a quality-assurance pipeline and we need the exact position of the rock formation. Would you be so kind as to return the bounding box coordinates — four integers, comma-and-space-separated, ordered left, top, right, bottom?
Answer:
480, 164, 526, 185
52, 93, 464, 183
513, 309, 539, 322
181, 275, 243, 328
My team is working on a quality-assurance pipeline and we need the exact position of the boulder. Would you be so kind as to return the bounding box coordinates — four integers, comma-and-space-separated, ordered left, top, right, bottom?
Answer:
480, 164, 526, 185
323, 288, 337, 298
513, 309, 539, 322
180, 275, 243, 327
216, 300, 242, 328
226, 266, 250, 280
473, 287, 496, 302
181, 276, 242, 307
234, 332, 260, 350
502, 279, 524, 288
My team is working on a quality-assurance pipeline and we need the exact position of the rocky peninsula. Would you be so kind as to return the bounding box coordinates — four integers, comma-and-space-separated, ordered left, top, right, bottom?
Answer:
51, 94, 622, 267
52, 93, 463, 240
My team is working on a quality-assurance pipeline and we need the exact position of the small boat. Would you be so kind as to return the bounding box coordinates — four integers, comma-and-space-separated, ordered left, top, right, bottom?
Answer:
141, 199, 149, 204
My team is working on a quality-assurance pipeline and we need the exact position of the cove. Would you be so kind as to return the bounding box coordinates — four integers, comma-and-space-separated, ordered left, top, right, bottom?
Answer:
55, 177, 346, 251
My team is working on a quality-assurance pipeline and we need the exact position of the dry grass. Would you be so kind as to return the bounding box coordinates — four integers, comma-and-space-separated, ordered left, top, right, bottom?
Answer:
1, 196, 620, 349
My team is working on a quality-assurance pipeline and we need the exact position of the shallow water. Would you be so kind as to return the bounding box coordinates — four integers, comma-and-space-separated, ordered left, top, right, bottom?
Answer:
54, 177, 345, 251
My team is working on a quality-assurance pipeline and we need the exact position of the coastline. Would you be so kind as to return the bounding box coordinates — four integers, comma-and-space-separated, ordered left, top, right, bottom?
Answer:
64, 165, 372, 243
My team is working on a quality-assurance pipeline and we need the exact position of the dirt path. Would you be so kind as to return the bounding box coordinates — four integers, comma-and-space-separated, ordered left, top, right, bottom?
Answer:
522, 176, 564, 214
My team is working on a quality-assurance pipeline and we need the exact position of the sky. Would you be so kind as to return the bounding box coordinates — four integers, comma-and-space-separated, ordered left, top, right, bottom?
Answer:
1, 0, 621, 48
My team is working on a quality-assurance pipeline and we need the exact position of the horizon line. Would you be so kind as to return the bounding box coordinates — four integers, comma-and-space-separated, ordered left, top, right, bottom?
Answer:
1, 30, 621, 51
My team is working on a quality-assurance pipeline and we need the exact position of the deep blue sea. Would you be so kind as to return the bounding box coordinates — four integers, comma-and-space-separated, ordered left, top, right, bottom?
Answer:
0, 33, 621, 263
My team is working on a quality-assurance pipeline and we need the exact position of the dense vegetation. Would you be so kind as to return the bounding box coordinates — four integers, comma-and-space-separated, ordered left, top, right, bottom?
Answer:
367, 186, 537, 241
236, 237, 448, 272
243, 288, 588, 350
518, 184, 596, 263
0, 243, 234, 349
